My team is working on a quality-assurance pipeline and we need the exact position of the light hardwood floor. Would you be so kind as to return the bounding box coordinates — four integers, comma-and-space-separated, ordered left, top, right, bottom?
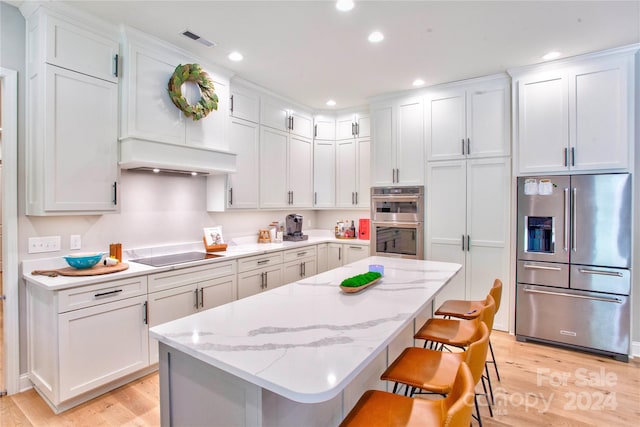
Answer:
1, 331, 639, 426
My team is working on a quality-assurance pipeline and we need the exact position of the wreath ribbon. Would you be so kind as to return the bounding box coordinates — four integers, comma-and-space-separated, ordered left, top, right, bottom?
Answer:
168, 63, 218, 120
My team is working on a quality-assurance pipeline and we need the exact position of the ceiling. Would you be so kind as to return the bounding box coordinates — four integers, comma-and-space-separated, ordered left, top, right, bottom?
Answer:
27, 1, 640, 109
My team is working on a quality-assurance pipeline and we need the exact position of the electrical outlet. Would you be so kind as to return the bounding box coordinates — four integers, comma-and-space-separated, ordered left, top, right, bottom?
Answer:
28, 236, 62, 254
70, 235, 82, 250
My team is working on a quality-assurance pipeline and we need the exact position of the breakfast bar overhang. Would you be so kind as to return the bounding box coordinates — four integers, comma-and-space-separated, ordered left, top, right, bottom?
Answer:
150, 256, 461, 426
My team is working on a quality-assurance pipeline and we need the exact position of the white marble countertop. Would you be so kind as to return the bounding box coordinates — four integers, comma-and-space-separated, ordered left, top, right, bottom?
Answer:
21, 232, 370, 291
149, 256, 461, 403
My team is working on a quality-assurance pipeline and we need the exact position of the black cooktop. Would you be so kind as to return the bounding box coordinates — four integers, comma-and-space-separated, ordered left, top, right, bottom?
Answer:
130, 251, 222, 267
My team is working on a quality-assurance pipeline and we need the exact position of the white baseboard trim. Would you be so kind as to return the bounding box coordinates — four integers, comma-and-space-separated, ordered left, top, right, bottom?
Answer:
19, 373, 33, 393
631, 341, 640, 359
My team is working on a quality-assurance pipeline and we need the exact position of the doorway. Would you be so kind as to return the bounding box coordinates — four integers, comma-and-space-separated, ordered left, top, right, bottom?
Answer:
1, 67, 19, 395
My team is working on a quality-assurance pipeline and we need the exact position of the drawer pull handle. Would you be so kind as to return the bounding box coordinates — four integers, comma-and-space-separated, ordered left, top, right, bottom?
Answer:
257, 259, 269, 265
578, 269, 623, 277
94, 289, 123, 298
523, 264, 562, 271
523, 287, 623, 304
297, 251, 307, 256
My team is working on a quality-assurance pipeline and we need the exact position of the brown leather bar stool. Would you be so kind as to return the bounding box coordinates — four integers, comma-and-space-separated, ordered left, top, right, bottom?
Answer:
340, 362, 475, 427
381, 322, 491, 426
416, 295, 497, 411
435, 279, 503, 381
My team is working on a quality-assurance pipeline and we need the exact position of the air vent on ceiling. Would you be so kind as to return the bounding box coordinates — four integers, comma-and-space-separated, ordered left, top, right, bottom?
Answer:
181, 29, 217, 48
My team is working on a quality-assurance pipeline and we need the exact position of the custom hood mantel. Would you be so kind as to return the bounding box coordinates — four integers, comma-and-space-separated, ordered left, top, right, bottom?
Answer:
119, 138, 236, 175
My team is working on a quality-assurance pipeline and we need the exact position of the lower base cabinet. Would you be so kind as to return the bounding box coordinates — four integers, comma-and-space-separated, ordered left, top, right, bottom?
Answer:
26, 276, 150, 411
147, 261, 237, 364
282, 246, 317, 284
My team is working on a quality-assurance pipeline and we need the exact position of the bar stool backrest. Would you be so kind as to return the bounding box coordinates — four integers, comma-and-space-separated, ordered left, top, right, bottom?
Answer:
487, 279, 503, 313
443, 362, 475, 427
463, 322, 490, 386
480, 294, 497, 331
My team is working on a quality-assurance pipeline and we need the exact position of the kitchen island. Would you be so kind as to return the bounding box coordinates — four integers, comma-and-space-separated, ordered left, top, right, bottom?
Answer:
150, 256, 461, 426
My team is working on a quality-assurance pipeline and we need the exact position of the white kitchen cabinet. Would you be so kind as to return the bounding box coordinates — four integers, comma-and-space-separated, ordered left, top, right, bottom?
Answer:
327, 242, 369, 269
314, 116, 336, 140
259, 127, 313, 208
344, 244, 369, 264
514, 51, 634, 174
226, 117, 260, 209
371, 96, 424, 186
261, 95, 313, 139
230, 84, 260, 123
119, 28, 231, 157
26, 276, 150, 411
426, 158, 511, 331
336, 112, 370, 140
336, 138, 370, 208
314, 140, 336, 208
25, 7, 119, 215
426, 75, 510, 162
327, 243, 344, 270
316, 243, 329, 273
147, 261, 237, 364
282, 246, 317, 284
237, 252, 284, 298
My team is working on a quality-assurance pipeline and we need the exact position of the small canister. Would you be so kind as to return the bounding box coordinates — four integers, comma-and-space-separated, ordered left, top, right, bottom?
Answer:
369, 264, 384, 276
109, 243, 122, 262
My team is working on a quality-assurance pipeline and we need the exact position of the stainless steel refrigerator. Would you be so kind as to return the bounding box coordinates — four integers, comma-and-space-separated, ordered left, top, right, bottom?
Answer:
515, 173, 631, 361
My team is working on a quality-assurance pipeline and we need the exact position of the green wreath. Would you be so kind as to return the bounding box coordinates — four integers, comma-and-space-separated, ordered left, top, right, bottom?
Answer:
168, 64, 218, 121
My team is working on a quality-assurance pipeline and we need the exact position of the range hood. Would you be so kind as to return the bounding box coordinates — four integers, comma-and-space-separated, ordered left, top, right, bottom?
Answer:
119, 138, 236, 175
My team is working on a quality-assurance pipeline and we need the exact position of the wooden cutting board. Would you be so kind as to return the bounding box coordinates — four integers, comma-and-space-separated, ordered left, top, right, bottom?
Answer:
32, 263, 129, 277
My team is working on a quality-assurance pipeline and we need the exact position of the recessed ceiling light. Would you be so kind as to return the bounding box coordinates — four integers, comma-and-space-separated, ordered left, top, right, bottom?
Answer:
228, 51, 244, 62
326, 99, 337, 107
413, 79, 425, 87
336, 0, 354, 12
543, 51, 561, 61
368, 31, 384, 43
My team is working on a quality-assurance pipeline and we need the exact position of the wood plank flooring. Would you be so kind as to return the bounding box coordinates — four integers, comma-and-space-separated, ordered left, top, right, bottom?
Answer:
1, 331, 639, 426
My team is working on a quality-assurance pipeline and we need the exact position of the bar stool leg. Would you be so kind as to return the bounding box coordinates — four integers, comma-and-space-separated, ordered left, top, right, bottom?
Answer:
488, 339, 501, 381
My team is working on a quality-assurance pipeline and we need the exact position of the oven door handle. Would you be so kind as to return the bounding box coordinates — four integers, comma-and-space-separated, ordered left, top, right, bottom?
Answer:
372, 221, 422, 227
371, 195, 421, 202
523, 287, 623, 304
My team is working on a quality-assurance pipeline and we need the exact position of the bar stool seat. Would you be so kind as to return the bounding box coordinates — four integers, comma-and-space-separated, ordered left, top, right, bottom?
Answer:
383, 347, 464, 394
340, 363, 475, 427
435, 279, 502, 320
415, 316, 480, 348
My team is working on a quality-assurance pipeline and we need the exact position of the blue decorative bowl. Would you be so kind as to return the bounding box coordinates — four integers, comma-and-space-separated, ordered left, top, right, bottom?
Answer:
64, 253, 104, 269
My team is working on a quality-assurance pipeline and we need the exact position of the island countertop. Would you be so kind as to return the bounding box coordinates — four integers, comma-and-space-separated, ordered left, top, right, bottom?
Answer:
149, 256, 461, 404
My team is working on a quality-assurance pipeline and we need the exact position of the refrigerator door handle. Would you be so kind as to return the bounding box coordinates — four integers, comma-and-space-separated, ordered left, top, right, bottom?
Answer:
578, 268, 624, 278
571, 187, 577, 252
563, 188, 569, 252
523, 287, 623, 304
523, 263, 562, 271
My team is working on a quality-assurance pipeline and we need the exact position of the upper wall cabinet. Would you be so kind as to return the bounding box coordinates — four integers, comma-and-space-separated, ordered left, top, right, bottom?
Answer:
425, 75, 510, 162
371, 96, 424, 186
336, 112, 370, 140
230, 84, 260, 124
314, 115, 336, 140
24, 6, 119, 215
261, 96, 313, 139
512, 49, 636, 175
119, 28, 231, 154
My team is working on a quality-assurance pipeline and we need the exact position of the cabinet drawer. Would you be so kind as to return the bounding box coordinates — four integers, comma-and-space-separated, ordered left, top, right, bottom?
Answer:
282, 246, 317, 262
148, 261, 236, 293
517, 260, 569, 288
58, 276, 148, 313
238, 252, 283, 273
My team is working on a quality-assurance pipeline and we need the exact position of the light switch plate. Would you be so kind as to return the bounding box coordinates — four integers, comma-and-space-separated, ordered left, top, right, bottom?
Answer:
70, 235, 82, 250
28, 236, 61, 254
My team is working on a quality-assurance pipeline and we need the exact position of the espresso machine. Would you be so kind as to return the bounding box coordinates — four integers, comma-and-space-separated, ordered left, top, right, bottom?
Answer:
284, 214, 308, 241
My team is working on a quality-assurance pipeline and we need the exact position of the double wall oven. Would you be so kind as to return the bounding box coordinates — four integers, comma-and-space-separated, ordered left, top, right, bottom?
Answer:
370, 186, 424, 259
